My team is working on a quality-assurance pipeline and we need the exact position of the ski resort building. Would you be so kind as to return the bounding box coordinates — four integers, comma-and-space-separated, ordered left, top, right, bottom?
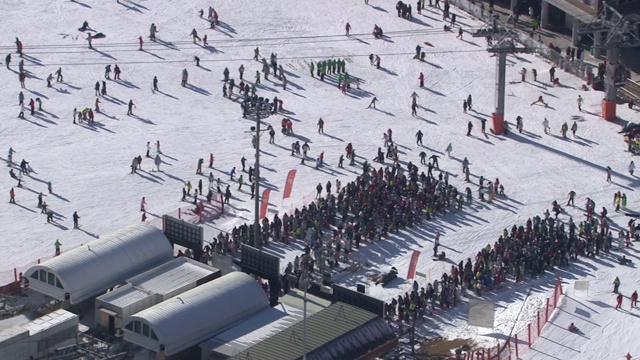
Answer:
94, 256, 221, 335
24, 223, 174, 304
0, 310, 78, 360
228, 302, 396, 360
121, 272, 269, 359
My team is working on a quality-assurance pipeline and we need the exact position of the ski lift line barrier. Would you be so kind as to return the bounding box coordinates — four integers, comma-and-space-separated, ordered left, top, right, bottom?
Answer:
441, 276, 563, 360
280, 189, 318, 216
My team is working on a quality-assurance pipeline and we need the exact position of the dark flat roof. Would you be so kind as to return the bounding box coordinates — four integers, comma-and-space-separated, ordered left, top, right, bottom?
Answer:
229, 302, 389, 360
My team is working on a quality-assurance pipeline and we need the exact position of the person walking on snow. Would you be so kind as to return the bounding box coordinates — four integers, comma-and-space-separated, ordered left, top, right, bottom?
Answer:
317, 118, 324, 134
196, 158, 204, 174
616, 293, 623, 310
606, 166, 612, 182
418, 72, 424, 87
567, 190, 576, 206
54, 67, 63, 82
72, 211, 80, 229
561, 122, 568, 138
127, 100, 135, 116
9, 188, 15, 204
570, 121, 578, 137
416, 130, 423, 146
150, 23, 158, 41
632, 290, 638, 308
138, 36, 144, 50
368, 97, 378, 109
446, 143, 452, 157
345, 22, 351, 36
140, 197, 146, 211
181, 68, 188, 86
154, 154, 161, 171
467, 121, 473, 136
190, 28, 201, 43
577, 95, 583, 112
629, 160, 635, 176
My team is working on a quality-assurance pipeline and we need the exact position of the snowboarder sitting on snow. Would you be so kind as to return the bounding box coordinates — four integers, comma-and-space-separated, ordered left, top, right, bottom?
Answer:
437, 251, 446, 260
372, 25, 383, 39
619, 255, 631, 265
79, 21, 89, 31
374, 267, 398, 287
568, 323, 579, 332
444, 25, 452, 32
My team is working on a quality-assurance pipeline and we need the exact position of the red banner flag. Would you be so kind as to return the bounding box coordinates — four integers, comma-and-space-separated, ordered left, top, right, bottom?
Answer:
407, 251, 421, 279
260, 189, 271, 219
282, 169, 297, 200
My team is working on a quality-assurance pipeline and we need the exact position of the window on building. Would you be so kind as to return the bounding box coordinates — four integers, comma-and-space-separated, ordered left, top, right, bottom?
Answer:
151, 330, 158, 340
56, 278, 63, 289
47, 272, 55, 286
134, 321, 141, 334
142, 323, 150, 337
125, 322, 134, 331
39, 270, 47, 282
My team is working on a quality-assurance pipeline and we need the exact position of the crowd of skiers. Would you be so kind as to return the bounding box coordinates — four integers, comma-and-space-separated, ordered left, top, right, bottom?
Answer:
204, 159, 462, 273
384, 194, 640, 324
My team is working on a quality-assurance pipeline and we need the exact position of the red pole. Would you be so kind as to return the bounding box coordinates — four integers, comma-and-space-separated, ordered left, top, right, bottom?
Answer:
546, 298, 550, 322
14, 268, 18, 282
37, 259, 41, 264
537, 311, 541, 336
515, 334, 519, 357
528, 323, 532, 347
556, 273, 563, 294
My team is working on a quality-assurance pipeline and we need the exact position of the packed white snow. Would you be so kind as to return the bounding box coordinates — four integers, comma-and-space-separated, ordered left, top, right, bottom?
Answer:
0, 0, 638, 358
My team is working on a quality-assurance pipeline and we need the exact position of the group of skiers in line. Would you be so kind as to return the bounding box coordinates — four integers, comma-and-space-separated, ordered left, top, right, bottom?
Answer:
308, 58, 351, 85
385, 195, 640, 327
205, 160, 462, 281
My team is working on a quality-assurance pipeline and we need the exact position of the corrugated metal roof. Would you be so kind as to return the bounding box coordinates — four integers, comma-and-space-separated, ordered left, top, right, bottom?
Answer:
129, 257, 213, 294
101, 286, 150, 308
98, 257, 217, 309
23, 309, 77, 335
229, 302, 380, 360
25, 223, 174, 304
123, 272, 268, 356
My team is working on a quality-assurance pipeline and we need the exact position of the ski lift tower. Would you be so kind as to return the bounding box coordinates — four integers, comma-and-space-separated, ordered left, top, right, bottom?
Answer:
474, 17, 533, 135
575, 2, 640, 120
